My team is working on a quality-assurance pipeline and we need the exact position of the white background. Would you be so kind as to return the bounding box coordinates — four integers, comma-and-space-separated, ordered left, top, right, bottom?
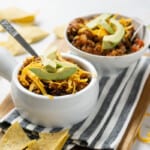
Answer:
0, 0, 150, 149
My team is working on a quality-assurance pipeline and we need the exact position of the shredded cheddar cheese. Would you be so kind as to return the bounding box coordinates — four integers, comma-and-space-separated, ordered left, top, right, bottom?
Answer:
18, 56, 91, 99
145, 113, 150, 117
137, 112, 150, 143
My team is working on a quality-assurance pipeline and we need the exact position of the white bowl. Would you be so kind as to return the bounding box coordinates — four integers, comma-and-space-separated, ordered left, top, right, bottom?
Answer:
65, 14, 150, 76
11, 53, 99, 127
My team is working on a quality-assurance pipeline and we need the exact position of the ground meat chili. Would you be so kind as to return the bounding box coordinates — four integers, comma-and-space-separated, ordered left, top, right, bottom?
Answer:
67, 15, 144, 56
18, 56, 91, 96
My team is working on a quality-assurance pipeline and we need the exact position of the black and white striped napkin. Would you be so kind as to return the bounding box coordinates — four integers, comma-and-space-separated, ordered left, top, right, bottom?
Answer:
0, 56, 150, 150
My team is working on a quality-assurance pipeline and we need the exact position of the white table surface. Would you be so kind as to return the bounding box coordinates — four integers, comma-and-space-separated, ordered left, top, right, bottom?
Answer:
0, 0, 150, 149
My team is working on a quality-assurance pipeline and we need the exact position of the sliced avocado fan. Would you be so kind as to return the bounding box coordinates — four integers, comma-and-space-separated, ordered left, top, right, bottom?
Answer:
102, 18, 125, 50
86, 13, 114, 34
55, 60, 78, 68
30, 67, 77, 81
30, 48, 78, 81
41, 47, 57, 73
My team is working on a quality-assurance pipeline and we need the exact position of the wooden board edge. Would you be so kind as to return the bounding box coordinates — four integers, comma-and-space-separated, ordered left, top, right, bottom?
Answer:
117, 75, 150, 150
0, 94, 14, 119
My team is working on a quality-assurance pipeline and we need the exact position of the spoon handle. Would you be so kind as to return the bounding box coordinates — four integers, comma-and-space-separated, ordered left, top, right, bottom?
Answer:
0, 19, 38, 57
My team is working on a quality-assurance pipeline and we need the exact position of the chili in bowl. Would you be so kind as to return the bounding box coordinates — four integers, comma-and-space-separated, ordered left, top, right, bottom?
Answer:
0, 48, 99, 127
65, 13, 149, 75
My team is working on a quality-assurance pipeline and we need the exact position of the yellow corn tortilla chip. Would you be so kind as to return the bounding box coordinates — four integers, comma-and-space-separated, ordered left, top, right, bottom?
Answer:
0, 7, 35, 23
0, 122, 30, 150
26, 129, 69, 150
0, 25, 4, 32
18, 26, 49, 43
0, 26, 49, 55
0, 37, 26, 56
23, 140, 39, 150
53, 24, 67, 39
16, 21, 37, 27
0, 122, 69, 150
45, 39, 69, 53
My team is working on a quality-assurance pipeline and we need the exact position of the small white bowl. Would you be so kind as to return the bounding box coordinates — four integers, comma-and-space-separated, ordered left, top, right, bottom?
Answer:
65, 14, 150, 76
10, 53, 99, 127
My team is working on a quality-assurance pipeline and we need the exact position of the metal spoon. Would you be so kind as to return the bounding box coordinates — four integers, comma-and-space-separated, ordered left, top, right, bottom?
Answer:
0, 19, 38, 57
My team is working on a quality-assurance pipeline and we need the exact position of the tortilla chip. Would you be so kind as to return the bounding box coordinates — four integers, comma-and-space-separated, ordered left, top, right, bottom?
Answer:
0, 37, 26, 56
0, 122, 30, 150
45, 39, 69, 53
26, 129, 69, 150
16, 21, 37, 27
0, 26, 49, 55
0, 25, 4, 32
53, 24, 66, 39
18, 26, 49, 43
23, 140, 39, 150
0, 122, 69, 150
0, 7, 35, 23
39, 129, 69, 150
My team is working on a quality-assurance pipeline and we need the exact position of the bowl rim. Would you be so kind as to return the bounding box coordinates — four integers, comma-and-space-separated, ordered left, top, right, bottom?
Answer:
65, 13, 150, 59
12, 53, 98, 101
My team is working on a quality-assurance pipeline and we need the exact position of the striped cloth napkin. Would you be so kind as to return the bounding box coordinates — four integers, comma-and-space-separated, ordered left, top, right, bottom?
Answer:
0, 56, 150, 150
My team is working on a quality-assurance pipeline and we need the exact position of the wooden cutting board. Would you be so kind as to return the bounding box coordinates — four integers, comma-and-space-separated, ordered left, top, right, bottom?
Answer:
0, 39, 150, 150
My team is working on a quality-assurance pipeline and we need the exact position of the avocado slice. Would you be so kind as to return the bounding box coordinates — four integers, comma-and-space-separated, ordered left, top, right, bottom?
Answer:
30, 67, 77, 81
45, 64, 57, 73
86, 13, 114, 34
40, 47, 58, 73
55, 60, 78, 68
102, 18, 125, 50
41, 56, 57, 72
